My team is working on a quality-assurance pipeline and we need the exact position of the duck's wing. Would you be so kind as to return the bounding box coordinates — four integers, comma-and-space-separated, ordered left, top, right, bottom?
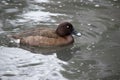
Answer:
12, 28, 58, 39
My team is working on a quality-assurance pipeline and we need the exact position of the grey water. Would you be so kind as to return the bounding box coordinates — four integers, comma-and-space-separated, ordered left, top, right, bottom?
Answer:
0, 0, 120, 80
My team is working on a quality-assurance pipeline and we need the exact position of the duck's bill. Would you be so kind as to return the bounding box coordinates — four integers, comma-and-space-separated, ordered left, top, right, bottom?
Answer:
72, 30, 82, 37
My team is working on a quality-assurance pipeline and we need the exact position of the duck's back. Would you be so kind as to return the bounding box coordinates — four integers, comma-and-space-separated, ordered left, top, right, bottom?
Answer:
12, 28, 58, 38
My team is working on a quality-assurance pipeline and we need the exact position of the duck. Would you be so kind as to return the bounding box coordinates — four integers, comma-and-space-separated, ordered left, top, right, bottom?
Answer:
12, 22, 81, 47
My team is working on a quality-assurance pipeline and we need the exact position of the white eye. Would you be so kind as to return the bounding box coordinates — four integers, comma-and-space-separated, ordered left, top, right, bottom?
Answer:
66, 26, 69, 28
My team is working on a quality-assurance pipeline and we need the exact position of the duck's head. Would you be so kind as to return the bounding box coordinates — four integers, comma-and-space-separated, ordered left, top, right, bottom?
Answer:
56, 22, 81, 37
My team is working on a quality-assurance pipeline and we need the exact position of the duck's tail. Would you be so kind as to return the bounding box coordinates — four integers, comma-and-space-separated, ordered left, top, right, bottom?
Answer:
7, 35, 21, 44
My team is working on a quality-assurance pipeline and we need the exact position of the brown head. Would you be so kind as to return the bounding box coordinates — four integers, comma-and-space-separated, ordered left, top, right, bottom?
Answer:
56, 22, 81, 37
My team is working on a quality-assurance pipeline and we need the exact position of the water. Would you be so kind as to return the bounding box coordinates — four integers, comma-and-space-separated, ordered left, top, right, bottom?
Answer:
0, 0, 120, 80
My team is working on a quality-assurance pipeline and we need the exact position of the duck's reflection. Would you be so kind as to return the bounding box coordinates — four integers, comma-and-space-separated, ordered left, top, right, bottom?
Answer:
19, 44, 75, 61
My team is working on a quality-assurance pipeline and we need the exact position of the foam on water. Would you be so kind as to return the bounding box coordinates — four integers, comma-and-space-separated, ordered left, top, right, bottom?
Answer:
13, 11, 65, 24
0, 46, 68, 80
34, 0, 49, 3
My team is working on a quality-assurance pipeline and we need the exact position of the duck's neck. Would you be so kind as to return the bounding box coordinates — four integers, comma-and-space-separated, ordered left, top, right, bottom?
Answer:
64, 35, 74, 44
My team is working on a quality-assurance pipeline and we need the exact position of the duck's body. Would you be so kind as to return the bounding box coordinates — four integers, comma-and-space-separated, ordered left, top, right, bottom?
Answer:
12, 22, 81, 47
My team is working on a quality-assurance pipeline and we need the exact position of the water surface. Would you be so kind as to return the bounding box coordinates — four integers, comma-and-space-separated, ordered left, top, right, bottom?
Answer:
0, 0, 120, 80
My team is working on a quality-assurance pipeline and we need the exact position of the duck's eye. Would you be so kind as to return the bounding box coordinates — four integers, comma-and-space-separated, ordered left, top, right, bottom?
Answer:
66, 26, 69, 28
